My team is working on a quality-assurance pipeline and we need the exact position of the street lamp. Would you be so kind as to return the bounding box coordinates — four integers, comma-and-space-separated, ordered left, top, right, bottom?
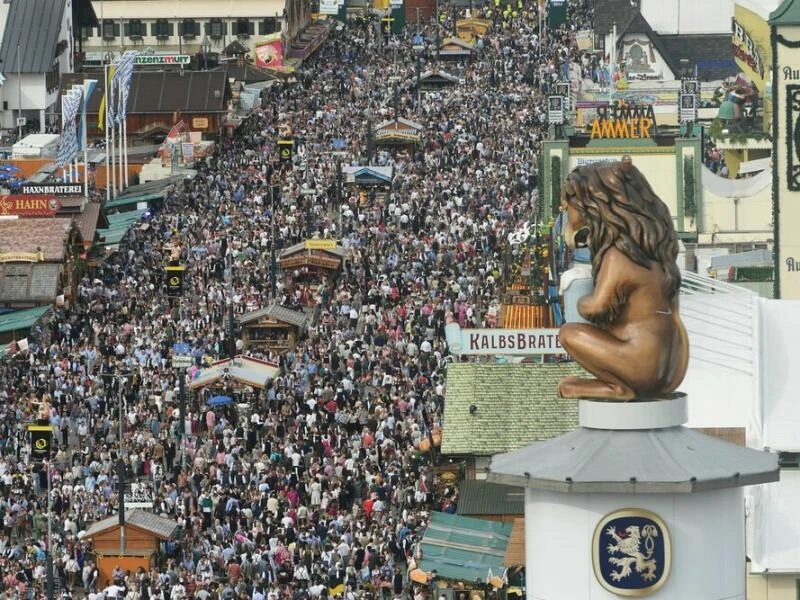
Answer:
364, 107, 374, 166
100, 368, 131, 556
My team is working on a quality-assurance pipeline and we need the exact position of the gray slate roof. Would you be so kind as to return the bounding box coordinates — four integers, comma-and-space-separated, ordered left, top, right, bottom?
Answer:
84, 509, 179, 540
456, 480, 524, 516
488, 426, 780, 494
239, 304, 309, 328
0, 263, 61, 303
0, 0, 66, 74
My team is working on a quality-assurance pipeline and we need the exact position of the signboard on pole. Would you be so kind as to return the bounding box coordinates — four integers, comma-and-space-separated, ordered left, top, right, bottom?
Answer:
124, 482, 154, 509
278, 139, 294, 162
548, 96, 565, 124
173, 355, 193, 368
445, 323, 566, 356
166, 265, 186, 297
320, 0, 339, 14
679, 93, 697, 123
28, 424, 53, 460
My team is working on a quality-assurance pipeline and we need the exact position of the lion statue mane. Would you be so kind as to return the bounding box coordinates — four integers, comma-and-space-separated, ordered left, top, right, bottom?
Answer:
558, 158, 689, 401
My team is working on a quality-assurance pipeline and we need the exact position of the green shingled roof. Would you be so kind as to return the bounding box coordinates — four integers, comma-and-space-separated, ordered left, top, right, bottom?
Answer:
442, 362, 585, 456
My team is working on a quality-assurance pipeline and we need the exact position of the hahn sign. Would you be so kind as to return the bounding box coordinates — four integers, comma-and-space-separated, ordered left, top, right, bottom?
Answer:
445, 322, 566, 356
0, 194, 61, 216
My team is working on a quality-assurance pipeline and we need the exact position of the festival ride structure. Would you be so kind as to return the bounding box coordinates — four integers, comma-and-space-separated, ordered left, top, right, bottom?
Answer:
488, 158, 779, 598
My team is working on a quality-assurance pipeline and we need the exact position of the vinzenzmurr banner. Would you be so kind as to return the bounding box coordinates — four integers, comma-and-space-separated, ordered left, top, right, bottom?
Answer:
445, 323, 566, 356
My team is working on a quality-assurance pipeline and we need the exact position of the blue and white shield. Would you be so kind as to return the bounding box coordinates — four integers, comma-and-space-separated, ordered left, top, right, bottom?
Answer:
592, 509, 672, 596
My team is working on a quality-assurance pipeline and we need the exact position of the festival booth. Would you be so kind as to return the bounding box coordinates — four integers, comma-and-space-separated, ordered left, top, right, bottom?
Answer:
455, 17, 491, 42
239, 304, 309, 353
373, 118, 424, 147
189, 355, 280, 391
0, 218, 83, 308
83, 509, 179, 587
279, 239, 345, 304
418, 70, 460, 90
436, 37, 476, 61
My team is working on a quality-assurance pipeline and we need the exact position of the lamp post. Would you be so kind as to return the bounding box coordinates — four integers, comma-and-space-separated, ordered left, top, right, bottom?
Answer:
226, 249, 236, 359
117, 375, 127, 557
364, 108, 374, 166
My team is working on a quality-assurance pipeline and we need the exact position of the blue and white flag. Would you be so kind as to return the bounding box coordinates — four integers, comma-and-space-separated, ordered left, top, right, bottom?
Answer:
114, 51, 138, 125
77, 79, 97, 151
57, 88, 83, 167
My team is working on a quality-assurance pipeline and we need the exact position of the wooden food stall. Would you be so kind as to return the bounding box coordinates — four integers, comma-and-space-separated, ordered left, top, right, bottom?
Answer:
83, 509, 178, 587
279, 239, 345, 306
239, 304, 309, 353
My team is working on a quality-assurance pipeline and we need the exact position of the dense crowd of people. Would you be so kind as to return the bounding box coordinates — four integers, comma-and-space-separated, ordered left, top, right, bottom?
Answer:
0, 0, 596, 598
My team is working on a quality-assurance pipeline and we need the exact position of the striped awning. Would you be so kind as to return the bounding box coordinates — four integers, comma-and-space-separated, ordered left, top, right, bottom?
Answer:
501, 304, 550, 328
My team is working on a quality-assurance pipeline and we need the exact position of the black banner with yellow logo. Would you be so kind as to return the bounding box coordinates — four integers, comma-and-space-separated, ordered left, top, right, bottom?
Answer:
28, 425, 53, 460
166, 265, 186, 297
278, 139, 294, 163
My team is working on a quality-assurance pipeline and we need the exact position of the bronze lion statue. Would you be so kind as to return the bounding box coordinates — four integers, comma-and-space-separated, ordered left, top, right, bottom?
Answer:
558, 158, 689, 401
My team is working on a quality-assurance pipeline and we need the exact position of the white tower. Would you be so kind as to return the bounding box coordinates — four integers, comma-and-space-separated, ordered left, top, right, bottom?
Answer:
488, 395, 778, 599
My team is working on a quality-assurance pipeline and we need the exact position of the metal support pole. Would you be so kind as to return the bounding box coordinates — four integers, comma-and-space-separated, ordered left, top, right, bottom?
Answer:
179, 368, 186, 469
366, 116, 374, 165
104, 63, 110, 202
17, 44, 22, 140
179, 297, 186, 469
416, 58, 421, 113
118, 385, 126, 556
270, 183, 278, 302
46, 460, 54, 600
227, 252, 235, 359
335, 157, 343, 234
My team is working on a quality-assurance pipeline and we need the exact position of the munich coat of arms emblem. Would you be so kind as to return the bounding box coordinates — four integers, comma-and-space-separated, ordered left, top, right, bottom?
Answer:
592, 509, 671, 596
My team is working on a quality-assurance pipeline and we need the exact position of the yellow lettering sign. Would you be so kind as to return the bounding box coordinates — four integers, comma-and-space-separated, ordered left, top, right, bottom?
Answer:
588, 118, 654, 140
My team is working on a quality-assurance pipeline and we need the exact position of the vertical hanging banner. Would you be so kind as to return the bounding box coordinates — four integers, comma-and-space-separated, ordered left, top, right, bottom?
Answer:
28, 425, 53, 460
255, 33, 284, 68
278, 139, 294, 162
166, 264, 186, 297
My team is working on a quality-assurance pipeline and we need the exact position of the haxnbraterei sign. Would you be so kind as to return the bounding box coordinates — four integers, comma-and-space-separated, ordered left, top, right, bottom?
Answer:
445, 322, 566, 356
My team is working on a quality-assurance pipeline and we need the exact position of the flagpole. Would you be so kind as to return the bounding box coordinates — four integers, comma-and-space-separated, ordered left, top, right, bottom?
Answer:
83, 86, 89, 199
123, 115, 129, 187
110, 98, 116, 198
117, 113, 123, 192
104, 63, 110, 203
61, 96, 68, 183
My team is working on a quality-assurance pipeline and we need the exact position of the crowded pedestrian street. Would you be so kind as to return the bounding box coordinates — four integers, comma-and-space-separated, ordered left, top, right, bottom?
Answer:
0, 1, 596, 598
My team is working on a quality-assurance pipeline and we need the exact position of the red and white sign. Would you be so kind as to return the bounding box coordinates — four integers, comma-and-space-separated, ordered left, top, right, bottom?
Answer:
0, 194, 62, 217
